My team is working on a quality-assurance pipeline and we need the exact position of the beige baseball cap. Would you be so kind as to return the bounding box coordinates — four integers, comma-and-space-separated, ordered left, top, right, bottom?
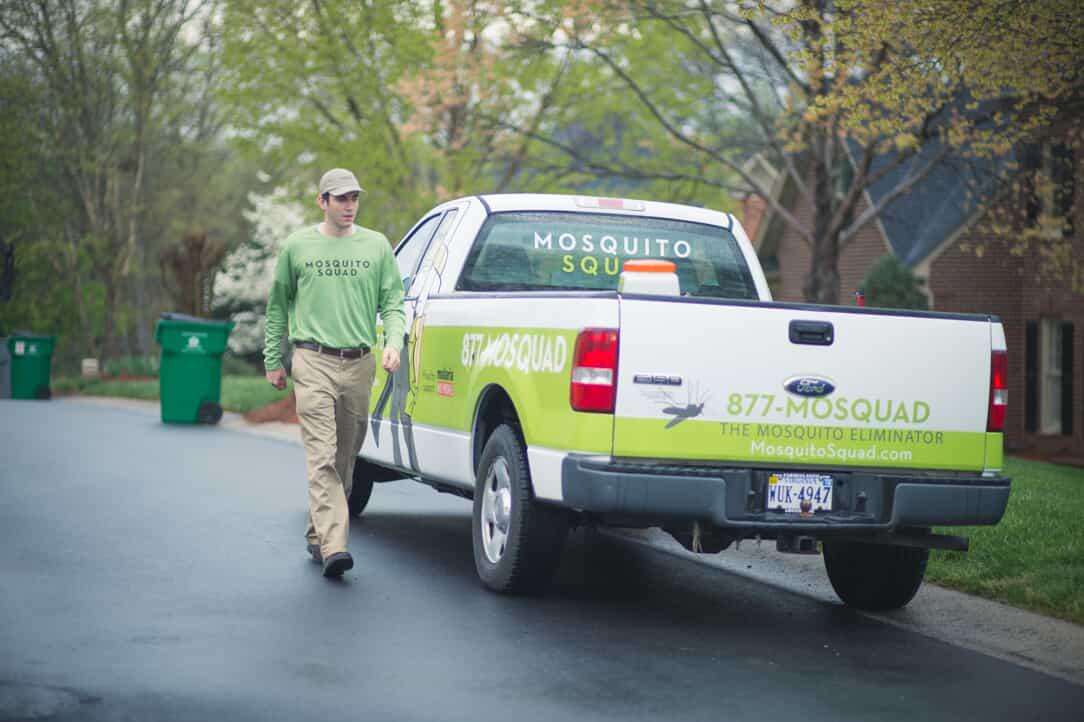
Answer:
318, 168, 365, 196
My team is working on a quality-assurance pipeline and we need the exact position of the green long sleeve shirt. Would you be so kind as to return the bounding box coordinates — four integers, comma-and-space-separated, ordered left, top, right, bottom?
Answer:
263, 224, 406, 371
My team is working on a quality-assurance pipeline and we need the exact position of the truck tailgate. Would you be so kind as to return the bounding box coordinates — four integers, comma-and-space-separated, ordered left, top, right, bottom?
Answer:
614, 298, 994, 472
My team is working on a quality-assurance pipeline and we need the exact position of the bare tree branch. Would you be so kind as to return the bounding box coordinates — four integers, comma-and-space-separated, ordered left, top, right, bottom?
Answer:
840, 144, 951, 244
565, 38, 814, 243
723, 10, 810, 95
639, 1, 811, 206
481, 110, 763, 198
358, 2, 409, 169
496, 50, 571, 188
310, 0, 366, 125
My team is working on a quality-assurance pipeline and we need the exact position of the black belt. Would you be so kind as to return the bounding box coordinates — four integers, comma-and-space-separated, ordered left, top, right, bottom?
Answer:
295, 341, 370, 359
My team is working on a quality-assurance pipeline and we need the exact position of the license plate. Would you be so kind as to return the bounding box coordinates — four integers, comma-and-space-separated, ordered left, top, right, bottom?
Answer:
767, 473, 833, 515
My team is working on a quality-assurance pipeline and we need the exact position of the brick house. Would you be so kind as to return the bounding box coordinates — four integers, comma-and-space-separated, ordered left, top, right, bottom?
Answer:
745, 145, 1082, 462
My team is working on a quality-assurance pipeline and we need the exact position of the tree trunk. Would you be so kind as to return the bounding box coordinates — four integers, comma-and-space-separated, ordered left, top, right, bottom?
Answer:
806, 228, 841, 305
132, 271, 151, 355
804, 140, 841, 304
102, 277, 121, 360
129, 103, 151, 356
70, 264, 98, 361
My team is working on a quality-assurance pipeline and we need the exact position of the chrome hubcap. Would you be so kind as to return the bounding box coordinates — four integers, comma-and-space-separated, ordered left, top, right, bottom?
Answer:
481, 458, 513, 564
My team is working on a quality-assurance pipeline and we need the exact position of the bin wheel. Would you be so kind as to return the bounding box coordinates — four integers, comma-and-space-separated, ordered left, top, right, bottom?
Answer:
34, 386, 52, 400
197, 401, 223, 425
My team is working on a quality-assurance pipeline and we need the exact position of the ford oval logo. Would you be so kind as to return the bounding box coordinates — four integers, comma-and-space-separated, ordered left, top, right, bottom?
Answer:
784, 376, 836, 398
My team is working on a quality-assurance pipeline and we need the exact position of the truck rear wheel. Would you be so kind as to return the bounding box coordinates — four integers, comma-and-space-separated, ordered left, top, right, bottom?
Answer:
823, 540, 928, 611
472, 424, 568, 594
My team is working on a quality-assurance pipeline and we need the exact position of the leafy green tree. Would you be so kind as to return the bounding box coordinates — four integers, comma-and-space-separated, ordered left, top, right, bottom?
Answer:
0, 52, 98, 364
861, 255, 929, 311
127, 19, 260, 346
217, 0, 576, 236
0, 0, 207, 358
502, 2, 768, 206
834, 0, 1083, 294
218, 0, 432, 234
0, 0, 259, 364
505, 0, 1083, 302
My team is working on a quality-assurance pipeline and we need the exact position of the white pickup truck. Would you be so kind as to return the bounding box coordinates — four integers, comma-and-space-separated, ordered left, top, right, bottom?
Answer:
351, 193, 1011, 610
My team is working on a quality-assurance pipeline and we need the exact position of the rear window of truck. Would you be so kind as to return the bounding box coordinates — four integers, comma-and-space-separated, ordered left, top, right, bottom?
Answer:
457, 211, 758, 299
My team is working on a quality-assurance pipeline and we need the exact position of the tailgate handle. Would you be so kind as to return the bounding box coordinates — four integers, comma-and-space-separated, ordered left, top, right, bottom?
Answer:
789, 320, 834, 346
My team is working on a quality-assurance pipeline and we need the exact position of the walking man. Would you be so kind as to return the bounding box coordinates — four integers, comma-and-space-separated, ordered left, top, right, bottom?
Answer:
264, 168, 406, 578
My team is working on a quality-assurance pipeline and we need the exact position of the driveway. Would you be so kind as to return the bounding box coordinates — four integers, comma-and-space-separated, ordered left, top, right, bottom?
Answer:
1, 398, 1081, 721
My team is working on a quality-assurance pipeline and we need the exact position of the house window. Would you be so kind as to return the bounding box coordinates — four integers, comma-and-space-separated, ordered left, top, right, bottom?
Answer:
1040, 318, 1063, 434
1025, 142, 1076, 238
1026, 319, 1075, 436
1049, 143, 1075, 238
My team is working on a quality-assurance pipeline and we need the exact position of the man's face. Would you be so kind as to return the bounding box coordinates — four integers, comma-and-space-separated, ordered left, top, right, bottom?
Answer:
319, 191, 361, 229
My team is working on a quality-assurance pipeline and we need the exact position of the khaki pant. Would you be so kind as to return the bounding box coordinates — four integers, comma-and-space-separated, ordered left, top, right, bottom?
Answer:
292, 347, 375, 559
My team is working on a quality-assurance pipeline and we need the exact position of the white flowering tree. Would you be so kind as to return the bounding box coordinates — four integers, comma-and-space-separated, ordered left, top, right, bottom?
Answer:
214, 185, 307, 357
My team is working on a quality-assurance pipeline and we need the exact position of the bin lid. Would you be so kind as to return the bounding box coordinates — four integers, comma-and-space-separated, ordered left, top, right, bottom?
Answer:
7, 334, 56, 356
7, 331, 55, 340
158, 312, 232, 325
155, 313, 233, 351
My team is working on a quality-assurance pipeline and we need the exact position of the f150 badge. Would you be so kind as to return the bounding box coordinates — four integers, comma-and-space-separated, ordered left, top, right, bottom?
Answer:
784, 376, 836, 397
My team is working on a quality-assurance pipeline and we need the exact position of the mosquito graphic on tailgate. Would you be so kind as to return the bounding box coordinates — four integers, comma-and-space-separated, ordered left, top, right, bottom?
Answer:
640, 382, 709, 429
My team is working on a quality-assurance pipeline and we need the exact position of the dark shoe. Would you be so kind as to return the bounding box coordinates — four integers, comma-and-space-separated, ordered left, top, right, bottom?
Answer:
322, 552, 354, 578
307, 543, 322, 563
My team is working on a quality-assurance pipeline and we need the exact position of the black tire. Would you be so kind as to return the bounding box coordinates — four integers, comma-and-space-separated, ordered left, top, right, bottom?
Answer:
196, 401, 222, 425
823, 539, 929, 611
348, 463, 374, 517
472, 424, 568, 595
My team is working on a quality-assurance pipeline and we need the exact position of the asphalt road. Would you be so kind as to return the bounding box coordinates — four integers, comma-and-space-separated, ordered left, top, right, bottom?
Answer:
1, 400, 1082, 722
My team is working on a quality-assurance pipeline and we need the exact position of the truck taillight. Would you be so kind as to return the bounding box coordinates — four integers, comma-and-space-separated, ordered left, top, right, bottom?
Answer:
570, 329, 619, 413
987, 350, 1008, 432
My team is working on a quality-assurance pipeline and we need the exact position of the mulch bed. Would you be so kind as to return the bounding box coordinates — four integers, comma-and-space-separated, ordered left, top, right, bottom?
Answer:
244, 392, 298, 424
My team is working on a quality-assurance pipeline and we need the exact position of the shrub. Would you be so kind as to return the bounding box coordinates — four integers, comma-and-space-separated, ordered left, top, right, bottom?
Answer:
861, 255, 929, 310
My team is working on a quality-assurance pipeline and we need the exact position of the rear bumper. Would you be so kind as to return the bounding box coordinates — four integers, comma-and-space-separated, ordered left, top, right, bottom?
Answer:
560, 455, 1011, 533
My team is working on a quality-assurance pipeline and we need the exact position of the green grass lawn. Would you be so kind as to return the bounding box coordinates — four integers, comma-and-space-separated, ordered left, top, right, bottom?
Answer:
927, 456, 1084, 624
218, 375, 294, 413
53, 375, 293, 414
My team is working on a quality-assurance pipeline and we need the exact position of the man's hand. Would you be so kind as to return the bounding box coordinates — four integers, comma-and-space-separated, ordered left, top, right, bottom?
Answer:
266, 367, 287, 390
382, 346, 400, 373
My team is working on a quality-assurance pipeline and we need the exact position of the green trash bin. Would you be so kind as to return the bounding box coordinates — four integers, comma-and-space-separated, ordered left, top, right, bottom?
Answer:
7, 334, 56, 400
154, 313, 234, 424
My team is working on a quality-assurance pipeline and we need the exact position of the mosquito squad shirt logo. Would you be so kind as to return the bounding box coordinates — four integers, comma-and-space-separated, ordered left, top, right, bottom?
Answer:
304, 256, 373, 277
292, 234, 380, 290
